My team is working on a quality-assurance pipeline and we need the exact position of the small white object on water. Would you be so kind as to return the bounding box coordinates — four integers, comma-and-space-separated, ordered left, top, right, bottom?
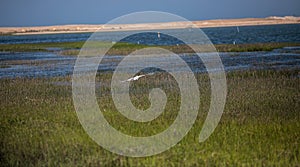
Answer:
237, 26, 240, 33
157, 32, 160, 38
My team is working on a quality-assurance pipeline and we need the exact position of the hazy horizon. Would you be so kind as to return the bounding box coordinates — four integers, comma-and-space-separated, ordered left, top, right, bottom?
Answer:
1, 0, 300, 27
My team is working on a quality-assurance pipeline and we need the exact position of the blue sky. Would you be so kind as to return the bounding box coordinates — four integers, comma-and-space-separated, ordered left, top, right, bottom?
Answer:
0, 0, 299, 27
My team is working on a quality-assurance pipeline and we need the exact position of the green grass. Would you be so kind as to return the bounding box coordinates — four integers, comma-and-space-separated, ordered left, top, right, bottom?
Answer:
216, 42, 300, 52
0, 64, 10, 68
0, 70, 299, 166
0, 41, 85, 52
1, 41, 300, 55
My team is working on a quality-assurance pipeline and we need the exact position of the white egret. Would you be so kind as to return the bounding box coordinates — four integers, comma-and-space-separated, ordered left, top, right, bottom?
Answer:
121, 72, 156, 83
121, 74, 146, 82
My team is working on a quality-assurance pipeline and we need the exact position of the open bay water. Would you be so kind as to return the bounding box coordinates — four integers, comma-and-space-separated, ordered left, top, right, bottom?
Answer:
0, 24, 299, 78
1, 24, 300, 45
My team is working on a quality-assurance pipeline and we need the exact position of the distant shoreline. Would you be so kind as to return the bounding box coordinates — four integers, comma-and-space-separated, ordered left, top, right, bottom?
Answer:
0, 16, 299, 35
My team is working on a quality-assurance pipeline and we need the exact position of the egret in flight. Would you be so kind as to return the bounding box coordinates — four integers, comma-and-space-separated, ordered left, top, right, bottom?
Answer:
121, 72, 155, 82
121, 74, 146, 82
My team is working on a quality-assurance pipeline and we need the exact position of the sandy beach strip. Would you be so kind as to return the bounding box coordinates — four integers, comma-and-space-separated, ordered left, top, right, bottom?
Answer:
0, 16, 299, 35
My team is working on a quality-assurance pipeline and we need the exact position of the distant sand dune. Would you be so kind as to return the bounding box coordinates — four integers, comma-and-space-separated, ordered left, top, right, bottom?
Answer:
0, 16, 299, 35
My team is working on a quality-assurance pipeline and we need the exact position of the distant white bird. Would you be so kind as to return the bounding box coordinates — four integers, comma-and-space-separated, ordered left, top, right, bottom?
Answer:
157, 32, 160, 38
233, 27, 239, 45
121, 74, 146, 82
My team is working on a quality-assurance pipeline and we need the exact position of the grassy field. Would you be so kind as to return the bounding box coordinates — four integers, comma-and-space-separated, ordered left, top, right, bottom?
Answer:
1, 41, 300, 55
0, 70, 299, 166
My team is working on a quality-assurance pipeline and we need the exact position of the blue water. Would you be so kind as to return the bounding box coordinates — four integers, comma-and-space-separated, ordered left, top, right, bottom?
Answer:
0, 24, 299, 78
1, 24, 300, 45
1, 47, 299, 78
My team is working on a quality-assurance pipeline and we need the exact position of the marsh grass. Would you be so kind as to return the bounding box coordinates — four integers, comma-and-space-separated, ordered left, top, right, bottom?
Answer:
53, 42, 300, 56
0, 42, 85, 52
1, 42, 300, 55
0, 70, 299, 166
0, 64, 10, 68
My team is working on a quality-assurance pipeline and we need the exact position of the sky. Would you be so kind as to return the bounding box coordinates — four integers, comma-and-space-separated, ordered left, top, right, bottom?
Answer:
0, 0, 299, 27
